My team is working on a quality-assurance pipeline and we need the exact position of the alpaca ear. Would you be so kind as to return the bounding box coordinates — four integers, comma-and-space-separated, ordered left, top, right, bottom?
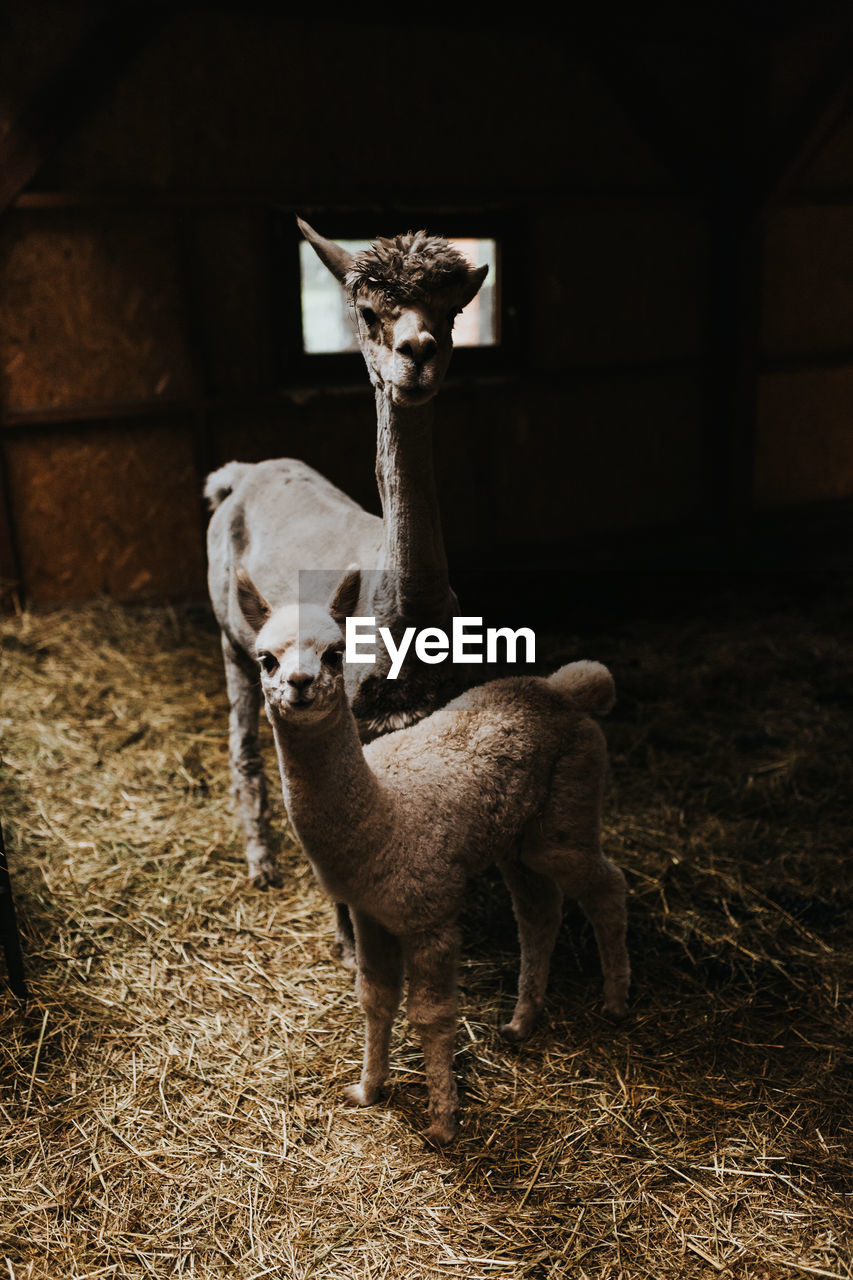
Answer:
458, 262, 488, 308
329, 566, 362, 625
235, 568, 271, 634
297, 216, 354, 285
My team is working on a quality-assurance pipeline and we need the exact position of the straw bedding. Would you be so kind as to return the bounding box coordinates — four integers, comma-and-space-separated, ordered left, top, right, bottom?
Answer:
0, 574, 850, 1279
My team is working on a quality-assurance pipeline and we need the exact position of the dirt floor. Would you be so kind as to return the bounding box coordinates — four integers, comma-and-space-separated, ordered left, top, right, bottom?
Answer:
0, 570, 851, 1279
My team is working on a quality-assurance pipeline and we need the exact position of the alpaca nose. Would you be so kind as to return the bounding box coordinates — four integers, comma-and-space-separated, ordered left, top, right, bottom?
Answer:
287, 672, 314, 693
395, 328, 437, 366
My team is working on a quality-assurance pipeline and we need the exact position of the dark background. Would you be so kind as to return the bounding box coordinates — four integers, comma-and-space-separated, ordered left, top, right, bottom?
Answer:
1, 3, 852, 610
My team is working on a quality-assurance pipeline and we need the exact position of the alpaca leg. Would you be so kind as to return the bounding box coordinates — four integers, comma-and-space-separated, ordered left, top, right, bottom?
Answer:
498, 855, 564, 1043
531, 724, 629, 1017
344, 912, 403, 1108
578, 859, 630, 1019
221, 634, 279, 887
404, 928, 460, 1146
334, 902, 356, 970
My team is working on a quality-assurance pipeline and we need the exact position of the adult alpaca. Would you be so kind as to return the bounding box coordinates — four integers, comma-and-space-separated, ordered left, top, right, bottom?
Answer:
206, 219, 488, 892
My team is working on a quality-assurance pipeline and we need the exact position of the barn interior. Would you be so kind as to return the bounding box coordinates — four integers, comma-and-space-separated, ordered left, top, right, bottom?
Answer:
0, 5, 851, 1279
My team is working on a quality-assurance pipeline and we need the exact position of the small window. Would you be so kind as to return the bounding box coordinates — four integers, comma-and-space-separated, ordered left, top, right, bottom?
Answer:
299, 238, 499, 354
275, 211, 520, 387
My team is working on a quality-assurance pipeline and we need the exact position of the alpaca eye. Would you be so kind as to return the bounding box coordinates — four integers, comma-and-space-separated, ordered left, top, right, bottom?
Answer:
360, 307, 377, 328
322, 647, 343, 670
259, 652, 278, 675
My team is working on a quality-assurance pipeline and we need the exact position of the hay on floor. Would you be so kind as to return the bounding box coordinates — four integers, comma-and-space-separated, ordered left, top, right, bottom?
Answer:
0, 577, 850, 1280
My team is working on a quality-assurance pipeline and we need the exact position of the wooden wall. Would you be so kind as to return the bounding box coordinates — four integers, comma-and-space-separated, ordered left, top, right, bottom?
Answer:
1, 8, 852, 607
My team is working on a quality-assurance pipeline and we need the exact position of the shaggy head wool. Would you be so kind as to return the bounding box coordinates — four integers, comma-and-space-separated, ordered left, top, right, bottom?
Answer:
346, 232, 475, 303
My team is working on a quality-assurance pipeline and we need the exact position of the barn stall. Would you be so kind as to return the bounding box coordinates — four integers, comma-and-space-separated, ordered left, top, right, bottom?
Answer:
0, 6, 851, 1278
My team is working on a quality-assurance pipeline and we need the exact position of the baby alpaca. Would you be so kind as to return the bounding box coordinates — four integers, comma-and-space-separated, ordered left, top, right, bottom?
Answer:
238, 569, 630, 1146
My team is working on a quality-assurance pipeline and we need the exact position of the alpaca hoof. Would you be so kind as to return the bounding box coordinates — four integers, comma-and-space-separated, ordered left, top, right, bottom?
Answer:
499, 1002, 539, 1044
247, 845, 283, 888
334, 939, 357, 971
424, 1116, 457, 1147
499, 1019, 529, 1044
601, 988, 627, 1018
250, 863, 283, 889
344, 1082, 377, 1108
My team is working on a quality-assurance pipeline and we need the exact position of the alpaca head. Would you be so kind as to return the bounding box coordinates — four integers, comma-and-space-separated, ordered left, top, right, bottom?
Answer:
236, 568, 361, 725
298, 217, 488, 407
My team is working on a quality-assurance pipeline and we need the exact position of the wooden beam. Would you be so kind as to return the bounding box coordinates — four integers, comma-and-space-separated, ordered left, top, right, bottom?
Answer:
580, 32, 720, 202
755, 36, 853, 222
11, 186, 694, 212
0, 819, 27, 1001
702, 42, 767, 539
174, 211, 220, 550
0, 5, 169, 216
0, 398, 198, 432
0, 448, 22, 611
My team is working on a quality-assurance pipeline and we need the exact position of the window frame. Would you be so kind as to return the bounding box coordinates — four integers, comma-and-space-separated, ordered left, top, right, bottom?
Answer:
273, 208, 523, 390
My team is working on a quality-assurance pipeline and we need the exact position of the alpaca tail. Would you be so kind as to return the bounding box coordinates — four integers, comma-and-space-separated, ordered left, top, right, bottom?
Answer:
547, 660, 615, 715
204, 461, 251, 512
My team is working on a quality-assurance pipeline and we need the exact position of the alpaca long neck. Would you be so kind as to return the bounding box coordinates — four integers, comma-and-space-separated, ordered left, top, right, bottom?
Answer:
374, 387, 450, 620
269, 701, 384, 857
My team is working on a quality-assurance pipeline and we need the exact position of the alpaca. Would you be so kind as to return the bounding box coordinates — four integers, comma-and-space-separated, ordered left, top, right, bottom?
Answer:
206, 219, 488, 895
237, 568, 630, 1146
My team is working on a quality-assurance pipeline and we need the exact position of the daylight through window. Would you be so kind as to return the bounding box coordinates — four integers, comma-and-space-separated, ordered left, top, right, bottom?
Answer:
299, 238, 498, 354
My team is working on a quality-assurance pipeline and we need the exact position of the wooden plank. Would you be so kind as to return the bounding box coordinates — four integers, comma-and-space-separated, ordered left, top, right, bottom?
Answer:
5, 420, 207, 606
